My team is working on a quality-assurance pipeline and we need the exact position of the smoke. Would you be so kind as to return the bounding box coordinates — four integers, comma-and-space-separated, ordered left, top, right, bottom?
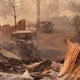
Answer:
69, 1, 80, 14
0, 0, 80, 25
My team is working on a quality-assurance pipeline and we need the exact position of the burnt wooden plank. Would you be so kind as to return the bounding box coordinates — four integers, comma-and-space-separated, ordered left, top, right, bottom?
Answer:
65, 65, 80, 80
0, 48, 21, 60
59, 40, 80, 77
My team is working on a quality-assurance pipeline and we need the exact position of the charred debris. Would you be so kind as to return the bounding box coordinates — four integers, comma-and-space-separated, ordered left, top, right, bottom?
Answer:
0, 39, 79, 80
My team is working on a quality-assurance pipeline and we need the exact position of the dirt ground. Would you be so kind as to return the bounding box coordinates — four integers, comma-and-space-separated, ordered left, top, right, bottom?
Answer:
37, 25, 75, 61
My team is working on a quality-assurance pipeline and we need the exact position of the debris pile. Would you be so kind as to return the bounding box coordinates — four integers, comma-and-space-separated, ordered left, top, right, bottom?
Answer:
0, 39, 80, 80
0, 47, 60, 80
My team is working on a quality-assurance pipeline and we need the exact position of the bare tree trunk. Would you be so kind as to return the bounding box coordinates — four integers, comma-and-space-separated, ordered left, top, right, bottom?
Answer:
13, 4, 17, 31
37, 0, 40, 30
14, 15, 17, 31
74, 26, 80, 41
73, 15, 80, 41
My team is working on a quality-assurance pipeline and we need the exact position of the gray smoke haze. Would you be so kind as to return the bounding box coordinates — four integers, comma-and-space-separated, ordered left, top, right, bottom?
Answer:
0, 0, 80, 25
69, 1, 80, 13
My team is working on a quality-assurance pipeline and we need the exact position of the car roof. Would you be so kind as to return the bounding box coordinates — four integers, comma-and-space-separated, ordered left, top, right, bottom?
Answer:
41, 21, 51, 23
12, 29, 36, 35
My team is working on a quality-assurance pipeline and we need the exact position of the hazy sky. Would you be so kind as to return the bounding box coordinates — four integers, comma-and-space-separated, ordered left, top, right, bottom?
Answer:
0, 0, 80, 25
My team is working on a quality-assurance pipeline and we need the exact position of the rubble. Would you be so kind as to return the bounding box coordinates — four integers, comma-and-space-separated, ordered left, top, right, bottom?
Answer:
0, 39, 79, 80
51, 61, 60, 72
0, 47, 55, 79
22, 70, 33, 79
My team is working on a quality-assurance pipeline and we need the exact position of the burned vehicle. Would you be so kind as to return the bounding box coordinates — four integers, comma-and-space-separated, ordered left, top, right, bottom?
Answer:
40, 21, 54, 33
10, 30, 37, 60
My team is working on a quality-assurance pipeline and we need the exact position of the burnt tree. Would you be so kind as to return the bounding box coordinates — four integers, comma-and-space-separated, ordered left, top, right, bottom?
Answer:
73, 15, 80, 40
0, 0, 24, 31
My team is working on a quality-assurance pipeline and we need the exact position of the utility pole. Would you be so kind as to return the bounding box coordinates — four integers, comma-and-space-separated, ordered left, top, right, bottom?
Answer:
37, 0, 40, 29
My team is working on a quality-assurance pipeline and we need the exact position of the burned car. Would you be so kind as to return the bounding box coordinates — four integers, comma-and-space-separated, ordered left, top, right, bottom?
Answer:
10, 30, 37, 60
40, 21, 54, 33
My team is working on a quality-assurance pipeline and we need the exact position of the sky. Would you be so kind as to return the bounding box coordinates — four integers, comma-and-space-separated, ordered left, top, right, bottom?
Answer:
0, 0, 80, 25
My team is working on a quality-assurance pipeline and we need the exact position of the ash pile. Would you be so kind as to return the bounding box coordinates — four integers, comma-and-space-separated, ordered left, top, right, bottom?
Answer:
0, 39, 79, 80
